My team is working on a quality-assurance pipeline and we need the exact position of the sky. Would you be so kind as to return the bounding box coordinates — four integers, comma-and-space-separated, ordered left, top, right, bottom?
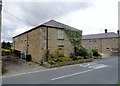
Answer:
2, 0, 119, 42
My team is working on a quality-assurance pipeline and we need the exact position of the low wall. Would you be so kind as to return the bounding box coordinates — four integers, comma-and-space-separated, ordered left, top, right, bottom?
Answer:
43, 58, 94, 68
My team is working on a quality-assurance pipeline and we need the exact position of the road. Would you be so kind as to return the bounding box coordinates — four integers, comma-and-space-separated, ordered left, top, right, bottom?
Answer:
2, 56, 118, 84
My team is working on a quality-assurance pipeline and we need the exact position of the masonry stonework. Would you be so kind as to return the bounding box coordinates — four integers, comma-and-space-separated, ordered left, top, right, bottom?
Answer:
82, 37, 120, 56
13, 20, 82, 64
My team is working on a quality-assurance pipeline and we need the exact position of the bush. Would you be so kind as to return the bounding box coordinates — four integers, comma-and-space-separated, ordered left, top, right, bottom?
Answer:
47, 60, 55, 65
1, 48, 11, 53
86, 50, 93, 59
74, 47, 93, 59
49, 50, 64, 59
76, 48, 88, 58
76, 56, 84, 59
92, 49, 100, 56
54, 57, 72, 62
70, 52, 76, 58
1, 48, 12, 56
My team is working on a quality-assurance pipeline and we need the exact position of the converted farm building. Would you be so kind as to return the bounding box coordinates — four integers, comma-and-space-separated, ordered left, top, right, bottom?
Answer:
13, 20, 82, 64
82, 29, 120, 56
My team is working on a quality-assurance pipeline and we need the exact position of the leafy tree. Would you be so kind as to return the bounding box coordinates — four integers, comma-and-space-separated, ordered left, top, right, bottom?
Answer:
2, 41, 11, 49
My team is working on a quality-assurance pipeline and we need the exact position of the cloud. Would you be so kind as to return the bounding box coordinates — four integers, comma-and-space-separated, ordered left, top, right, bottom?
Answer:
2, 1, 94, 42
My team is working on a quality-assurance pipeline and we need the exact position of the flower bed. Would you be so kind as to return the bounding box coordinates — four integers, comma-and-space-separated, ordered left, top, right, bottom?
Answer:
43, 58, 94, 68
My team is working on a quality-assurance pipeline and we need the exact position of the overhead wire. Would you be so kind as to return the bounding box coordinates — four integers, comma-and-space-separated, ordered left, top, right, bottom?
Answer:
3, 10, 36, 26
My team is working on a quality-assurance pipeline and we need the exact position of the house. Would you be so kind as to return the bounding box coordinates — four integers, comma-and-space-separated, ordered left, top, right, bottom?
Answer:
12, 20, 82, 63
82, 29, 120, 56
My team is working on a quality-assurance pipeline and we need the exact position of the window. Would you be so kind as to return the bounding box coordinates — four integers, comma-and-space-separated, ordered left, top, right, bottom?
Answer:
106, 47, 110, 50
58, 45, 64, 50
89, 40, 91, 42
58, 30, 64, 39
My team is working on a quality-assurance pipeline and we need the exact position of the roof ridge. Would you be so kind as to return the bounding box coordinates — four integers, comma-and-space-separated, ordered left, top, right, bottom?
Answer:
83, 32, 117, 36
82, 32, 118, 39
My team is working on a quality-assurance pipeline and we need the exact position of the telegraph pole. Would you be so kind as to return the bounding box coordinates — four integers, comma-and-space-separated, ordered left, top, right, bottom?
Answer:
0, 0, 2, 58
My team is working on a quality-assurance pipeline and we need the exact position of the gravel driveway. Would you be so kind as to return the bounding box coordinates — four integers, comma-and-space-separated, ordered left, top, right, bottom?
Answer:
2, 56, 47, 76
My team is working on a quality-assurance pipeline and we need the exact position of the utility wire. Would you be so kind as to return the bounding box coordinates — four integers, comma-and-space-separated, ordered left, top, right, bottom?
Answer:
3, 10, 36, 26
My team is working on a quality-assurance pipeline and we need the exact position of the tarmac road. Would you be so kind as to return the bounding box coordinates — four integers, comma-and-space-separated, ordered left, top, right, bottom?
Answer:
2, 56, 118, 84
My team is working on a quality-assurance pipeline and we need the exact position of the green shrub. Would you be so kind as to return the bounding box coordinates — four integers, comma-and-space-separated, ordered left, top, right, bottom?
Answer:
87, 50, 93, 58
47, 60, 55, 65
1, 48, 11, 53
1, 48, 12, 56
75, 47, 93, 59
54, 57, 72, 62
50, 50, 64, 58
92, 49, 100, 56
76, 48, 88, 58
76, 56, 84, 59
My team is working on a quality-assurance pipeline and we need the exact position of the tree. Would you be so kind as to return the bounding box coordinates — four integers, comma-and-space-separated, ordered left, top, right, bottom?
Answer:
2, 41, 11, 49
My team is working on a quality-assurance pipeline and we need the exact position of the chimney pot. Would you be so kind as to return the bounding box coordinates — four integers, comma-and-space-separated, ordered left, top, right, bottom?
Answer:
117, 30, 119, 34
105, 29, 107, 33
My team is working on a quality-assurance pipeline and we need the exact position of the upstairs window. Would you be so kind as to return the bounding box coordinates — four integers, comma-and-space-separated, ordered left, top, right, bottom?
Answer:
58, 29, 64, 39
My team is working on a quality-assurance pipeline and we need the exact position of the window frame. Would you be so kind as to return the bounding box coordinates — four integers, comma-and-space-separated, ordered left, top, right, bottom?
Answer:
58, 29, 64, 40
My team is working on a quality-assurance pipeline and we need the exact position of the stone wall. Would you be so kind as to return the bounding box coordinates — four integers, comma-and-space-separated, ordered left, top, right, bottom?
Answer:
48, 27, 74, 56
13, 26, 80, 63
82, 37, 119, 55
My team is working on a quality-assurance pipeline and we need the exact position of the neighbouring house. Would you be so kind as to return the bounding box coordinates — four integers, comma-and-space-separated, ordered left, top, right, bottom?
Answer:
12, 20, 82, 63
82, 29, 120, 56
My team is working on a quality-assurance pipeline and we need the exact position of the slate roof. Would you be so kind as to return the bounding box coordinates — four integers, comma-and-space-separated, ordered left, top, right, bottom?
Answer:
41, 20, 80, 31
13, 20, 81, 38
82, 32, 119, 40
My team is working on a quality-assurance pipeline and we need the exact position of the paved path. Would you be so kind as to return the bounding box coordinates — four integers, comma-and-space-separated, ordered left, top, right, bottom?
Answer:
2, 56, 118, 84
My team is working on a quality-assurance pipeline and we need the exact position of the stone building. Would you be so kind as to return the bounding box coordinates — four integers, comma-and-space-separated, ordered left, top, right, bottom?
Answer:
13, 20, 82, 63
82, 29, 120, 56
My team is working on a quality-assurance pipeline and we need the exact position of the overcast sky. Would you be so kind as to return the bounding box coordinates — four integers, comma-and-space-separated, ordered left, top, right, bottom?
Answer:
2, 0, 119, 42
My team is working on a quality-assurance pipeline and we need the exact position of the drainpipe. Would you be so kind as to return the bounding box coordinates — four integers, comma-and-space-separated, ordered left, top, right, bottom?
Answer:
118, 30, 120, 56
26, 33, 28, 54
46, 27, 48, 61
13, 38, 15, 50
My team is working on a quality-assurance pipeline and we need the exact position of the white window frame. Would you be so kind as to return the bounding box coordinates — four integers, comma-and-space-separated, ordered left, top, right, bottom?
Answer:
58, 29, 64, 39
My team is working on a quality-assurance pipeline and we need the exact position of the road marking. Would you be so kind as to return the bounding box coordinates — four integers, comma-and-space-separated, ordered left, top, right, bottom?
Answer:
51, 69, 94, 80
51, 64, 108, 81
79, 62, 109, 69
2, 62, 108, 78
2, 63, 80, 78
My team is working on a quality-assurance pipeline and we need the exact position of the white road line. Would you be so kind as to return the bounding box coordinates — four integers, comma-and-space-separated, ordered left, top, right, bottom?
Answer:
51, 69, 94, 80
2, 68, 58, 78
2, 63, 81, 78
51, 65, 108, 81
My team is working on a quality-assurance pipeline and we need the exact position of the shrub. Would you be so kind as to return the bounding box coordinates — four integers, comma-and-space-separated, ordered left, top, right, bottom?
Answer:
92, 49, 100, 56
1, 48, 11, 53
86, 50, 93, 58
76, 56, 84, 59
47, 60, 55, 65
76, 48, 88, 58
74, 47, 93, 59
1, 48, 12, 56
50, 50, 64, 58
54, 57, 72, 62
70, 52, 76, 58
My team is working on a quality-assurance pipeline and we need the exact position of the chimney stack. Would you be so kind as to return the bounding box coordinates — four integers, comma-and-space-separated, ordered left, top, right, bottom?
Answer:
105, 29, 107, 33
117, 30, 119, 34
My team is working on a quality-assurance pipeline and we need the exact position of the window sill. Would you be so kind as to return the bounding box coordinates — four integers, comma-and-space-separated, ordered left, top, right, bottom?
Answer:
57, 38, 64, 40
